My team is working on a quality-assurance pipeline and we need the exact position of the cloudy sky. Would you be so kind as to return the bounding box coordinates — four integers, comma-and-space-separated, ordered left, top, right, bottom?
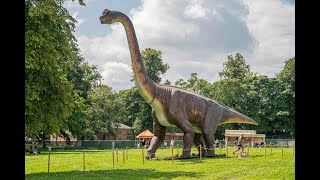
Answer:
64, 0, 295, 92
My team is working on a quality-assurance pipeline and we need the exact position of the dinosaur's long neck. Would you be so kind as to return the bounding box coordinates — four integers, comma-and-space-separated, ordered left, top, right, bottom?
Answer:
117, 13, 156, 103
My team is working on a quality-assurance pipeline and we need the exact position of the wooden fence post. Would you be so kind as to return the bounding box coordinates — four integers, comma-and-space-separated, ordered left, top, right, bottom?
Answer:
270, 142, 272, 154
247, 142, 250, 157
83, 151, 86, 173
112, 148, 114, 167
48, 152, 51, 173
199, 144, 202, 161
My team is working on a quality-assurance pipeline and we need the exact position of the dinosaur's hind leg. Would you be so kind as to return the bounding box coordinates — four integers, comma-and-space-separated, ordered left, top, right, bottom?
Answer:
201, 127, 215, 157
201, 102, 223, 157
146, 109, 166, 160
173, 113, 195, 159
193, 133, 206, 156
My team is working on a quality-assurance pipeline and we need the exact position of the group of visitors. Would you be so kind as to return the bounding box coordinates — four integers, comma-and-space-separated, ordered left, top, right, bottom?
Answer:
25, 145, 40, 154
253, 140, 265, 148
162, 139, 175, 148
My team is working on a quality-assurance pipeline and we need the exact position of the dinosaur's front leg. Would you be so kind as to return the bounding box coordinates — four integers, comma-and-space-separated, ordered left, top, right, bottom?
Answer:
146, 110, 166, 160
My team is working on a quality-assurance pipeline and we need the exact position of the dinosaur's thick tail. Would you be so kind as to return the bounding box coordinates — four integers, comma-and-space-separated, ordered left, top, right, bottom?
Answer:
219, 107, 258, 125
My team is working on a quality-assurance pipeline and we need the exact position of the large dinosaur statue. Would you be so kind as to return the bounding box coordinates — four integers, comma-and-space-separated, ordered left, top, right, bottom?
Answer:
100, 9, 258, 159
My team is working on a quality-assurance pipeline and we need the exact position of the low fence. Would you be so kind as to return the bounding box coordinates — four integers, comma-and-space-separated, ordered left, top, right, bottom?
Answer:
25, 140, 186, 150
26, 139, 295, 150
25, 142, 295, 174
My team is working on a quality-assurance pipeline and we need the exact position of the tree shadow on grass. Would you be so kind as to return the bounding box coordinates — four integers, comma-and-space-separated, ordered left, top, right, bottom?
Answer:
26, 168, 197, 180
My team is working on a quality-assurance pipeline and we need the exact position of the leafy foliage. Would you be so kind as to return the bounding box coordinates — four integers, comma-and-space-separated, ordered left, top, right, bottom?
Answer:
25, 0, 99, 140
84, 85, 126, 140
219, 53, 252, 82
140, 48, 170, 83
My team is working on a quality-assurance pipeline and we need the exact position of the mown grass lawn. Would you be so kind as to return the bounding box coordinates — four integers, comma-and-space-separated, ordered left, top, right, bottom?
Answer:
25, 147, 294, 180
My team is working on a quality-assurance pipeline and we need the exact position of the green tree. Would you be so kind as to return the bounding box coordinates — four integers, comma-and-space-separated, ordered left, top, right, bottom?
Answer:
85, 85, 126, 140
66, 59, 102, 139
276, 57, 295, 136
174, 79, 187, 88
184, 73, 212, 97
211, 55, 295, 138
209, 53, 253, 138
141, 48, 169, 83
219, 53, 251, 82
25, 0, 86, 141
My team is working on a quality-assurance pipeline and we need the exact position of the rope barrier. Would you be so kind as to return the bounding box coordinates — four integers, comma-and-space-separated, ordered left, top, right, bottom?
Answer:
26, 145, 296, 174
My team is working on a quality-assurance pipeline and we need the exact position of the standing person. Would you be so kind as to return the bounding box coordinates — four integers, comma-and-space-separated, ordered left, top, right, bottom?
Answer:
259, 139, 264, 148
163, 141, 167, 148
170, 139, 175, 148
141, 139, 146, 148
233, 134, 244, 157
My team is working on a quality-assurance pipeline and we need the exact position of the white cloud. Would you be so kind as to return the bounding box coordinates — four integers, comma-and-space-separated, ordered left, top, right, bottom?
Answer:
130, 0, 200, 41
184, 0, 210, 19
77, 0, 206, 91
101, 62, 133, 90
242, 0, 295, 76
211, 9, 224, 22
73, 0, 294, 91
72, 12, 85, 27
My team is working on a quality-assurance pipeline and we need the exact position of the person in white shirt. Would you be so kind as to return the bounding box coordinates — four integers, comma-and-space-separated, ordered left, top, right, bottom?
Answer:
233, 134, 244, 156
170, 139, 175, 148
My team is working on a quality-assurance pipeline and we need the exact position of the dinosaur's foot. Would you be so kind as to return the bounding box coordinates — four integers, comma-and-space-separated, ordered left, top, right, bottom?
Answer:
180, 150, 191, 159
205, 149, 215, 157
145, 152, 155, 160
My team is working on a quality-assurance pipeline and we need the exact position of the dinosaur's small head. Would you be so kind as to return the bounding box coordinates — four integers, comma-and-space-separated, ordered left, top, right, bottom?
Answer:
100, 9, 122, 24
100, 9, 114, 24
